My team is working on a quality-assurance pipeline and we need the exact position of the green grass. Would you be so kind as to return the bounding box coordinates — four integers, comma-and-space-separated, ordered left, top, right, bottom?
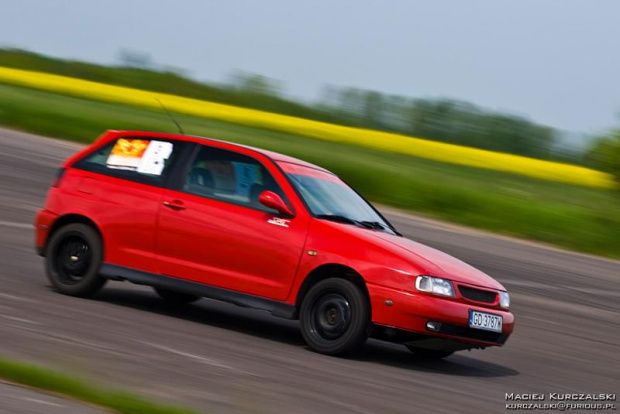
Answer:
0, 83, 618, 258
0, 358, 197, 414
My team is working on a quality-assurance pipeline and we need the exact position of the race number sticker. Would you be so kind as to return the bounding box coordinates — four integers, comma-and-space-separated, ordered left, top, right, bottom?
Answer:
107, 139, 173, 176
232, 162, 260, 199
137, 141, 173, 175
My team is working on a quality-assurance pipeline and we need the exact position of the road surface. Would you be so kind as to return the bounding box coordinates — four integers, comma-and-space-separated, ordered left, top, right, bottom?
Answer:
0, 382, 105, 414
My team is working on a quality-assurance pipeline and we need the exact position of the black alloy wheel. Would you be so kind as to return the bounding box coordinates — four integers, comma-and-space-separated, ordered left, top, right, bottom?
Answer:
300, 278, 370, 355
46, 223, 106, 297
55, 235, 91, 284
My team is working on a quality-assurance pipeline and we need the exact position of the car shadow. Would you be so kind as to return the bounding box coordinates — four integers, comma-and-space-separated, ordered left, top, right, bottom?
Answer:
94, 286, 306, 346
348, 340, 519, 378
92, 285, 519, 378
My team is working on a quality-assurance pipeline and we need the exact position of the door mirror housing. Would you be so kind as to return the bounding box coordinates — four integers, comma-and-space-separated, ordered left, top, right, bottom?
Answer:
259, 191, 293, 216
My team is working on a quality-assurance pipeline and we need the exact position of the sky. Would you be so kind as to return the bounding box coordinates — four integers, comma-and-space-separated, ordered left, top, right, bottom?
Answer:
1, 0, 619, 137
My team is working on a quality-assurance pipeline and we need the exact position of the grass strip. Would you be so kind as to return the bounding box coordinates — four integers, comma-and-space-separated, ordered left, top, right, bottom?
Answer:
0, 358, 197, 414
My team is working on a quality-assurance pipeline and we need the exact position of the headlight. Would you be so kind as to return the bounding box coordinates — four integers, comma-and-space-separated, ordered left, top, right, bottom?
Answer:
415, 276, 455, 297
499, 291, 510, 309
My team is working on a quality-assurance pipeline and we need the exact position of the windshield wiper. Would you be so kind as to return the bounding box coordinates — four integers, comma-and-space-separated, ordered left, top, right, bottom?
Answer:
316, 215, 386, 231
359, 221, 390, 231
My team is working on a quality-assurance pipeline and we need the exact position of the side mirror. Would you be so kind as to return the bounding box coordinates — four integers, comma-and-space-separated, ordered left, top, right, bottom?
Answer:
259, 191, 293, 216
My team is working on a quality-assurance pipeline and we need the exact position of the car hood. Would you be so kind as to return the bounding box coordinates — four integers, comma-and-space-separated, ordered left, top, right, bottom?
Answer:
371, 231, 505, 291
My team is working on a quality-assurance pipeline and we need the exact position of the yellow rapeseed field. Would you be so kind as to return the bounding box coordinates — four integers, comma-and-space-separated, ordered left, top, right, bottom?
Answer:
0, 66, 614, 189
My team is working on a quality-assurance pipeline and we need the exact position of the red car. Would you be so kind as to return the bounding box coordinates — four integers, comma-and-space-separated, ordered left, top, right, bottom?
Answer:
35, 130, 514, 358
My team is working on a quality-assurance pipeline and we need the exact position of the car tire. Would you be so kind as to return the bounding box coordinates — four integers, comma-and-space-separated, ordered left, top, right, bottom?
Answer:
45, 223, 106, 297
405, 346, 454, 360
299, 278, 370, 355
154, 288, 201, 305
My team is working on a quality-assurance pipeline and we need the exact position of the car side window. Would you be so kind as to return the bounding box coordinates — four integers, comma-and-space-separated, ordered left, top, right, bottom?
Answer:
184, 145, 287, 212
73, 137, 182, 186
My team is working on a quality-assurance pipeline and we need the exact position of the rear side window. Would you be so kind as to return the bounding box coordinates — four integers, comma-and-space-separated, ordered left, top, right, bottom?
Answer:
73, 138, 183, 186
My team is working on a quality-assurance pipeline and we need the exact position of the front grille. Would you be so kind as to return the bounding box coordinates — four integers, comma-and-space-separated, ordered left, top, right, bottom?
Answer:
458, 285, 497, 303
438, 323, 508, 344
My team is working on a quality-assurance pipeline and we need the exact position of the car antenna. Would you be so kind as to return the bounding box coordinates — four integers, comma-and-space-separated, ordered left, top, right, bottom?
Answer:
155, 98, 185, 135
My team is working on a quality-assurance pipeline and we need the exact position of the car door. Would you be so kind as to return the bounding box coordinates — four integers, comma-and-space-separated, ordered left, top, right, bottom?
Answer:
69, 135, 189, 273
155, 143, 310, 300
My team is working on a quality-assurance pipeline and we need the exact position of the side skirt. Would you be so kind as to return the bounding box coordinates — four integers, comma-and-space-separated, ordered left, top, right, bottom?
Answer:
99, 263, 297, 319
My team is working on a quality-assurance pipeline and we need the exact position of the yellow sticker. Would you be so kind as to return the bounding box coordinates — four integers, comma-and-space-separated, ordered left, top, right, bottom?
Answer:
106, 139, 150, 170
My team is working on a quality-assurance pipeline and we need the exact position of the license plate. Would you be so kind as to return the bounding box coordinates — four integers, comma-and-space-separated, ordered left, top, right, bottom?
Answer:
469, 310, 502, 333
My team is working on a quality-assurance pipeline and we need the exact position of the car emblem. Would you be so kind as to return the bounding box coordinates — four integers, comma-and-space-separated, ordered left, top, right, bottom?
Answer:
267, 217, 290, 228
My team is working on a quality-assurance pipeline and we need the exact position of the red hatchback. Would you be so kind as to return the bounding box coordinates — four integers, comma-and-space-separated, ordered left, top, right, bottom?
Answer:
36, 130, 514, 358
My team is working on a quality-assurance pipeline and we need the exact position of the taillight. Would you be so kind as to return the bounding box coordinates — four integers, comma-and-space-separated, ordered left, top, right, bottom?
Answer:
51, 167, 66, 188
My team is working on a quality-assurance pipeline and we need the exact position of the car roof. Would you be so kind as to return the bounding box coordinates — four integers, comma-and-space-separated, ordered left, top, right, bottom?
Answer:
108, 130, 332, 174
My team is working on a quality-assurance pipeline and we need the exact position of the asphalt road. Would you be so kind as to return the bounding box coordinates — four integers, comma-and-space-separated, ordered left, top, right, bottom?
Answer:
0, 382, 105, 414
0, 128, 618, 414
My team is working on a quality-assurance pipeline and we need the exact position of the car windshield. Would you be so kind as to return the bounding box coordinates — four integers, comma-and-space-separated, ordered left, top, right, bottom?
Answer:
280, 162, 395, 233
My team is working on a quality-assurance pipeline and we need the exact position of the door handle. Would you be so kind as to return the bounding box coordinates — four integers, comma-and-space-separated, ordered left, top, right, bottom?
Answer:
163, 200, 186, 210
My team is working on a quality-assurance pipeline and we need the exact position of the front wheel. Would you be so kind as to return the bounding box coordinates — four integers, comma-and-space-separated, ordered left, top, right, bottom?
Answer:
45, 223, 106, 297
299, 278, 370, 355
405, 346, 454, 360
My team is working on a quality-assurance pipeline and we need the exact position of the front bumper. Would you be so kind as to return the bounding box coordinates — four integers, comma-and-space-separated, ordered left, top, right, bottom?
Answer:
368, 283, 514, 349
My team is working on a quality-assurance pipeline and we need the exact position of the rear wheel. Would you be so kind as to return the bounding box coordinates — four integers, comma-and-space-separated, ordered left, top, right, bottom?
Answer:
45, 223, 106, 297
299, 278, 370, 355
405, 346, 454, 360
154, 288, 201, 305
